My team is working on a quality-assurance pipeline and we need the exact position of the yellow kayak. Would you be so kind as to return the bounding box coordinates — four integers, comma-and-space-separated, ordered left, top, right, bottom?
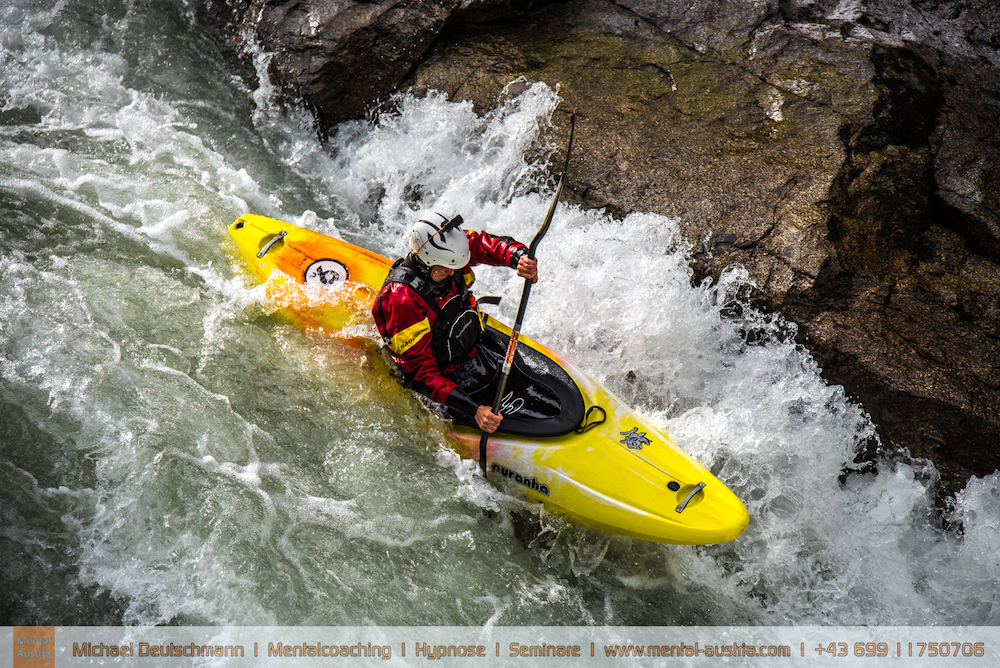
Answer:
228, 213, 749, 545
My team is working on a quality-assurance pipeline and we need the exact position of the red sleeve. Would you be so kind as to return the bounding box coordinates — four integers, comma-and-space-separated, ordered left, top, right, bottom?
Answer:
372, 282, 457, 404
465, 230, 527, 268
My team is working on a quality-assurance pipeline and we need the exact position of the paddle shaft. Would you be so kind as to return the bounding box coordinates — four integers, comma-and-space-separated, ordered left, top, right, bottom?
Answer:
479, 112, 577, 474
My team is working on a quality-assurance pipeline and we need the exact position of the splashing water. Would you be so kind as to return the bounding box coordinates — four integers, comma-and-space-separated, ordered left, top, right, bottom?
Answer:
1, 0, 997, 629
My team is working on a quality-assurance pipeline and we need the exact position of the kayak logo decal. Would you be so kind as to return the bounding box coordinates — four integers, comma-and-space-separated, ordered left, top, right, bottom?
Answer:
305, 259, 349, 287
491, 463, 549, 496
620, 427, 651, 450
499, 391, 524, 416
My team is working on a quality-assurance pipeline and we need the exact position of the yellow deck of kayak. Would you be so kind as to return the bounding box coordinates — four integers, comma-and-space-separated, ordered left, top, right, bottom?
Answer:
229, 214, 748, 545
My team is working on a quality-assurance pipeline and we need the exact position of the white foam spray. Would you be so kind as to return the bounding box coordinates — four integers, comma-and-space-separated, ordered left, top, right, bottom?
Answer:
0, 0, 997, 629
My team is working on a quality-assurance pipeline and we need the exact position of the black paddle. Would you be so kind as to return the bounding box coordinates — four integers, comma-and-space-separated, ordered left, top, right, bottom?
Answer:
479, 110, 578, 475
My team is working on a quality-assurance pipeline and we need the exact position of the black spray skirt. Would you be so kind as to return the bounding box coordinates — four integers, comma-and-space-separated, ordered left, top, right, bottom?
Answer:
446, 325, 586, 437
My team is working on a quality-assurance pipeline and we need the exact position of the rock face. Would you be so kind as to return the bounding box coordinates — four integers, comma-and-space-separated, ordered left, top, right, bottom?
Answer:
213, 0, 1000, 498
218, 0, 463, 127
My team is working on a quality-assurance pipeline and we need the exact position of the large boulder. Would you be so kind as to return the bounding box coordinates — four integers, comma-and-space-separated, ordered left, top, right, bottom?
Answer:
216, 0, 463, 127
214, 0, 1000, 498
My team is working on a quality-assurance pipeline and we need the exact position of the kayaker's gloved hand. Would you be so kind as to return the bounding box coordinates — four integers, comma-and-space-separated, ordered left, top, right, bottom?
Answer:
475, 405, 503, 433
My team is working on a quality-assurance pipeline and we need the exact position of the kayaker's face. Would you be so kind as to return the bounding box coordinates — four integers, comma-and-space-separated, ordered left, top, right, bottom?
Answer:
429, 265, 454, 283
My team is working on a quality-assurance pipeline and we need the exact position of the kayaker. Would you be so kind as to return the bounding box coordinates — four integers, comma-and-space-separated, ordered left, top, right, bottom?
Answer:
372, 212, 538, 433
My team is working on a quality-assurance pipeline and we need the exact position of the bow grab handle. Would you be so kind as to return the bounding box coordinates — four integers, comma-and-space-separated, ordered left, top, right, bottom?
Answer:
675, 482, 706, 513
257, 230, 287, 258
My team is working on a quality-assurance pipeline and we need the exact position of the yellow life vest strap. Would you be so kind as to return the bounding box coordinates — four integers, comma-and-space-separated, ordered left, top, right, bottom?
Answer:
388, 318, 431, 354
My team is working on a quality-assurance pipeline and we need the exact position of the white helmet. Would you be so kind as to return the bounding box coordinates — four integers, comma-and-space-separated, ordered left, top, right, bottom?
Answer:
409, 212, 470, 269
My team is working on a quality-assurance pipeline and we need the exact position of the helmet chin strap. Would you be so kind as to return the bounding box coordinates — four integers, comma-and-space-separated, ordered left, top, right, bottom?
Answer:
408, 253, 451, 285
409, 252, 431, 272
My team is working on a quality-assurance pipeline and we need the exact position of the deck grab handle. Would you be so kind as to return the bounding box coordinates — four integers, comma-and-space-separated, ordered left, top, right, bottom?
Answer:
257, 230, 287, 258
675, 482, 706, 513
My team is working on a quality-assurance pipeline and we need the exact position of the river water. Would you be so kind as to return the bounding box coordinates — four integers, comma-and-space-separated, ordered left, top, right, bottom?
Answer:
1, 0, 998, 629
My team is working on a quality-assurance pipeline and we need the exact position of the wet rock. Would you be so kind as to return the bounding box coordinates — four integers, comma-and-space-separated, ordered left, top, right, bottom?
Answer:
216, 0, 463, 127
213, 0, 1000, 498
